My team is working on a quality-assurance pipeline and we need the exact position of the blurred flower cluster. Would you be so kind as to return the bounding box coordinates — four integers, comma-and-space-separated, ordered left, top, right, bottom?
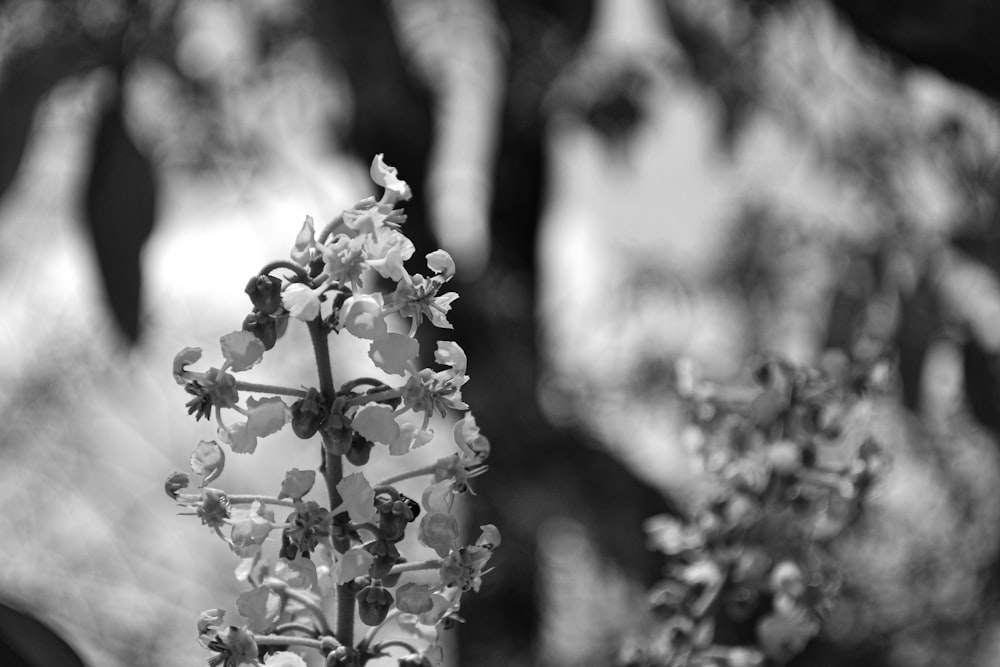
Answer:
623, 354, 890, 666
165, 155, 498, 667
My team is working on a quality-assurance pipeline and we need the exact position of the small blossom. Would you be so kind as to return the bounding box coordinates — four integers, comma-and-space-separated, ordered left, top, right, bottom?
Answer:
197, 608, 226, 647
396, 583, 435, 614
185, 368, 239, 421
236, 586, 280, 633
291, 215, 319, 266
322, 234, 367, 290
418, 512, 460, 558
356, 583, 394, 626
352, 403, 400, 445
370, 153, 412, 205
422, 479, 456, 515
387, 273, 459, 331
219, 421, 258, 454
282, 283, 322, 321
334, 472, 376, 524
290, 388, 326, 440
173, 347, 203, 384
389, 422, 434, 456
282, 500, 331, 559
196, 488, 232, 530
278, 468, 316, 501
337, 547, 375, 584
244, 274, 283, 315
403, 361, 469, 429
190, 439, 226, 486
230, 500, 276, 558
439, 543, 494, 593
165, 471, 190, 500
369, 333, 419, 376
426, 250, 455, 280
246, 396, 290, 439
365, 229, 414, 282
263, 652, 308, 667
220, 331, 266, 372
340, 294, 387, 340
205, 625, 258, 667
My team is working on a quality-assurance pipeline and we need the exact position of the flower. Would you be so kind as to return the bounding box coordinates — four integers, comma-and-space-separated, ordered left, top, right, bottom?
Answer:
340, 294, 388, 340
184, 368, 239, 421
387, 272, 459, 331
230, 500, 276, 557
365, 229, 415, 282
352, 403, 400, 445
370, 153, 412, 205
322, 234, 367, 290
418, 512, 460, 558
291, 215, 319, 266
402, 345, 470, 427
282, 283, 322, 321
204, 625, 258, 667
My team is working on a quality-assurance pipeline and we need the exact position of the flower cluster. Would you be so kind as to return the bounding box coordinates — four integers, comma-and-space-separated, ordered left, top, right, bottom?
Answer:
623, 355, 889, 667
167, 155, 498, 667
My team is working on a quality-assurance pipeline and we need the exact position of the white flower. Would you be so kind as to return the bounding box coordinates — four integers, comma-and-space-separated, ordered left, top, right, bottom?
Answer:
282, 283, 321, 321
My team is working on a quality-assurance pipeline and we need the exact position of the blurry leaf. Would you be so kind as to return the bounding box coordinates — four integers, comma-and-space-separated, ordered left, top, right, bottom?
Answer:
0, 600, 87, 667
0, 35, 99, 201
83, 86, 157, 343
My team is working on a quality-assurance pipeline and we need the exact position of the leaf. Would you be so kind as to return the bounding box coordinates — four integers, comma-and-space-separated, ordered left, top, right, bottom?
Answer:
83, 84, 157, 343
0, 600, 87, 667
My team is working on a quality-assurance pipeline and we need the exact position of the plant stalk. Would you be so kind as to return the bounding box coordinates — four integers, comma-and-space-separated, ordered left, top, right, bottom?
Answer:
308, 317, 355, 646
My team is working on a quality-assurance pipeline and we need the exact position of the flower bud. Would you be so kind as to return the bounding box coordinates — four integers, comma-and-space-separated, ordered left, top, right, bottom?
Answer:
245, 275, 283, 315
345, 432, 374, 466
355, 584, 394, 626
164, 471, 190, 499
291, 388, 327, 439
243, 311, 278, 350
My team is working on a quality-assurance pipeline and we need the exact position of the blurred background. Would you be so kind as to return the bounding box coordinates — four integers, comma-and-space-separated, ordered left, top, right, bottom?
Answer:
4, 0, 1000, 665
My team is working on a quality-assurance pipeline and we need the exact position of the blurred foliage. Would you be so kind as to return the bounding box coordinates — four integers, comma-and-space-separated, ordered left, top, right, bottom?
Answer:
5, 0, 1000, 666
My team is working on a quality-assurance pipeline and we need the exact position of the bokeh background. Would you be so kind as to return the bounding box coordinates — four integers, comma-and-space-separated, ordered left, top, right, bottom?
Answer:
4, 0, 1000, 665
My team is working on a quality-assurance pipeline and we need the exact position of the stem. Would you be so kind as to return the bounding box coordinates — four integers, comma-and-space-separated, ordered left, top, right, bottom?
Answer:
387, 559, 443, 576
372, 639, 419, 655
358, 609, 402, 652
342, 388, 402, 407
265, 578, 334, 636
260, 260, 311, 283
308, 317, 354, 646
254, 635, 326, 650
275, 622, 319, 637
376, 465, 437, 487
226, 495, 298, 508
339, 377, 390, 393
232, 380, 308, 398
